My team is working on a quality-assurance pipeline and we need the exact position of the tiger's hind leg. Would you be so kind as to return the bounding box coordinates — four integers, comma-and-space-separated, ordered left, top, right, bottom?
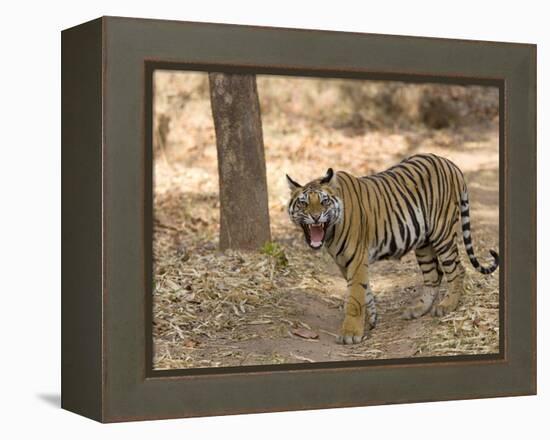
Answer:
431, 235, 465, 317
402, 244, 443, 319
364, 283, 378, 329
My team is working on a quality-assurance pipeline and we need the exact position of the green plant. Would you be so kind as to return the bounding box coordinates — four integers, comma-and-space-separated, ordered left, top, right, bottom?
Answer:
260, 242, 289, 269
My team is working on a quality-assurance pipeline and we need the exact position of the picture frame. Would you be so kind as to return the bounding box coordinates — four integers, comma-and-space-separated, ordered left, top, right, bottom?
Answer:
61, 16, 536, 422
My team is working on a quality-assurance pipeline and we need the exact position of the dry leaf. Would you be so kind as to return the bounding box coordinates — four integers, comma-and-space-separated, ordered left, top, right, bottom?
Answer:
183, 339, 199, 348
291, 327, 319, 340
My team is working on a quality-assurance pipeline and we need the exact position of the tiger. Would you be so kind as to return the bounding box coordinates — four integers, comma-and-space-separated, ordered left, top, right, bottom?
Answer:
286, 153, 499, 345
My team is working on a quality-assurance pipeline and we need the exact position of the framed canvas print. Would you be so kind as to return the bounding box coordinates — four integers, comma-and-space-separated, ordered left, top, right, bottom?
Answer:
61, 16, 536, 422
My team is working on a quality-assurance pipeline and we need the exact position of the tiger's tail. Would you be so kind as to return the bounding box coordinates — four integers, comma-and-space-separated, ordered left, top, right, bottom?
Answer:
459, 189, 499, 275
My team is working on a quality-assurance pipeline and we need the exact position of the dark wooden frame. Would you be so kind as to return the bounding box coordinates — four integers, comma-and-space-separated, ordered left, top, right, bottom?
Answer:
62, 16, 536, 423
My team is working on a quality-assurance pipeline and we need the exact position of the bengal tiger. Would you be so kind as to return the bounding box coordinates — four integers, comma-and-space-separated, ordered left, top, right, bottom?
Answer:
286, 153, 499, 345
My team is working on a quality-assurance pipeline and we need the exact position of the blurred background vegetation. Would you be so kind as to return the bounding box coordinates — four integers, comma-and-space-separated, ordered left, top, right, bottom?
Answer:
154, 73, 498, 155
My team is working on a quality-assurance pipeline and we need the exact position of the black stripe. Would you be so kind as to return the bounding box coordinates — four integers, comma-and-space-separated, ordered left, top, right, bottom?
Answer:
421, 266, 438, 275
368, 177, 393, 256
414, 160, 436, 229
375, 175, 407, 258
431, 215, 459, 251
404, 164, 431, 236
334, 178, 354, 257
344, 174, 368, 267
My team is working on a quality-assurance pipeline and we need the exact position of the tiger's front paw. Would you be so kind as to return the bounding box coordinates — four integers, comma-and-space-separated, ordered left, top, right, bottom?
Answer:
336, 315, 365, 345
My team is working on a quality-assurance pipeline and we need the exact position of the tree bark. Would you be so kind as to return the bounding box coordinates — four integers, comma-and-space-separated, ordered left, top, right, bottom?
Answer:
208, 72, 271, 250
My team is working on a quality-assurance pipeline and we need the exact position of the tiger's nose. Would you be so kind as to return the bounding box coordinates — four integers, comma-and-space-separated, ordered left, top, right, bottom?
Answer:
312, 215, 320, 223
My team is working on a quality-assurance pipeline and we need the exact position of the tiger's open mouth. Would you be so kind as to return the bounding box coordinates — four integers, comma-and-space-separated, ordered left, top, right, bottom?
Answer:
301, 223, 327, 250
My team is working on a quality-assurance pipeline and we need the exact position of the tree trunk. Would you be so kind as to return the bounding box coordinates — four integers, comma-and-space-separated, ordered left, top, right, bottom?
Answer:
208, 72, 271, 250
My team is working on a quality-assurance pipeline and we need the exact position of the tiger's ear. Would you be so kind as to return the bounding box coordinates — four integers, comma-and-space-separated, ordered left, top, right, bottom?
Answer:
286, 174, 302, 191
319, 168, 335, 185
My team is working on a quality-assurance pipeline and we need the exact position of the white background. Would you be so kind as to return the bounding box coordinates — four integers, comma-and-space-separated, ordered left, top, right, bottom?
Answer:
1, 0, 546, 437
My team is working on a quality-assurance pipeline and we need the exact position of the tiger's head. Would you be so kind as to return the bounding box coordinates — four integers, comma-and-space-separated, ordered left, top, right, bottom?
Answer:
286, 168, 343, 250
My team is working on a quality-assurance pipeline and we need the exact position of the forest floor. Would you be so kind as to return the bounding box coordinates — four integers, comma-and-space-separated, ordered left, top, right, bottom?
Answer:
152, 112, 500, 370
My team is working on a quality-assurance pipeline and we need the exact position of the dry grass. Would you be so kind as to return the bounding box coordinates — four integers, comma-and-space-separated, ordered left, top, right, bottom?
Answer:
152, 71, 500, 370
